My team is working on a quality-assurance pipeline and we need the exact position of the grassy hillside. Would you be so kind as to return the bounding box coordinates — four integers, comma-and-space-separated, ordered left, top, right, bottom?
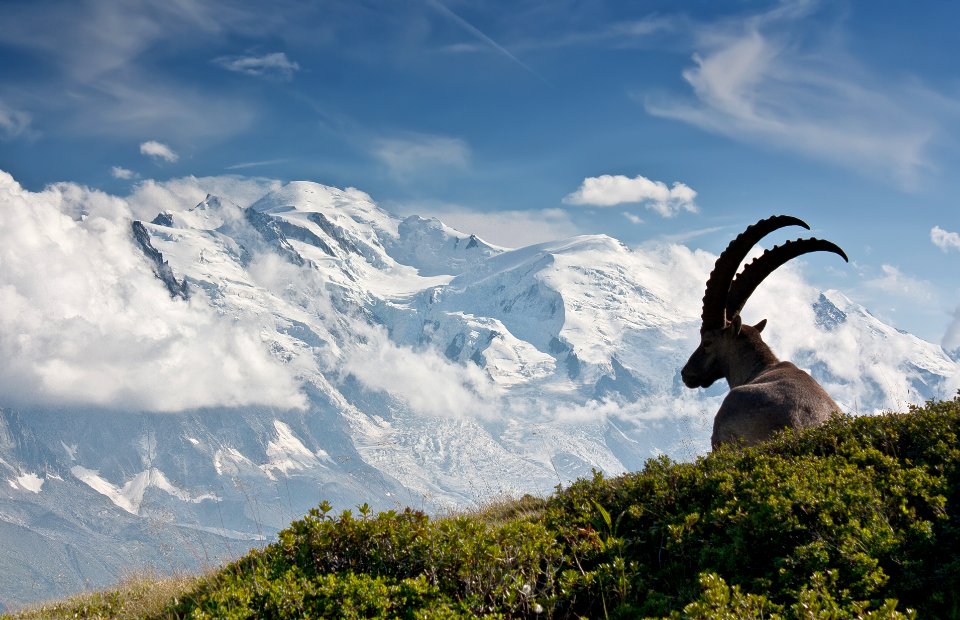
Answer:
7, 397, 960, 619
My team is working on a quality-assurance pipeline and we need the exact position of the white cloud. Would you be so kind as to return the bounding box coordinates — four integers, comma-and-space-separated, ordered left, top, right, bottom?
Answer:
373, 134, 470, 179
0, 100, 32, 141
140, 140, 179, 163
644, 6, 940, 187
427, 0, 546, 84
77, 79, 255, 142
0, 1, 263, 142
215, 52, 300, 80
509, 16, 674, 52
0, 170, 305, 412
931, 226, 960, 252
397, 203, 582, 248
624, 213, 644, 225
110, 166, 137, 180
343, 321, 500, 419
225, 158, 290, 170
563, 174, 698, 217
943, 307, 960, 355
127, 174, 282, 220
863, 264, 937, 303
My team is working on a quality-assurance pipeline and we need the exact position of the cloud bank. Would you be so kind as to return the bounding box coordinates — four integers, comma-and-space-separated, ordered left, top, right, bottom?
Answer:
564, 174, 697, 217
0, 171, 304, 412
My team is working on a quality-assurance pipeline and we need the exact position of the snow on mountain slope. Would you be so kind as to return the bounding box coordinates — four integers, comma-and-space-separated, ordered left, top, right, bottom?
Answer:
0, 171, 957, 607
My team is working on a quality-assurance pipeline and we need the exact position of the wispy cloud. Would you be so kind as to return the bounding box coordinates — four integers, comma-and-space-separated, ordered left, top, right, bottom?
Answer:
110, 166, 137, 180
931, 226, 960, 252
863, 264, 937, 303
563, 174, 698, 217
224, 158, 290, 170
395, 202, 581, 249
215, 52, 300, 80
658, 225, 728, 244
373, 133, 470, 179
439, 16, 673, 55
0, 100, 33, 141
514, 16, 674, 52
643, 4, 941, 188
0, 0, 270, 141
427, 0, 548, 84
140, 140, 179, 163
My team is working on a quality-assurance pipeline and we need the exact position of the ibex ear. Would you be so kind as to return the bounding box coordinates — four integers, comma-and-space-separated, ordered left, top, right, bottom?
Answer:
730, 314, 743, 336
753, 319, 767, 333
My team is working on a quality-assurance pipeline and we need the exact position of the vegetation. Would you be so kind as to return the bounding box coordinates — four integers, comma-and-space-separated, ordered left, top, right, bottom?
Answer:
4, 572, 202, 620
7, 398, 960, 619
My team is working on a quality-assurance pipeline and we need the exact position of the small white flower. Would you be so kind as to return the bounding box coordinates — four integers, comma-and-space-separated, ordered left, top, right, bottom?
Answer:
533, 603, 544, 614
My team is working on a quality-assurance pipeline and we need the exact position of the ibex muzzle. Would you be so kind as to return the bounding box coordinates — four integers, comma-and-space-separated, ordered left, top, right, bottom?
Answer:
682, 215, 848, 449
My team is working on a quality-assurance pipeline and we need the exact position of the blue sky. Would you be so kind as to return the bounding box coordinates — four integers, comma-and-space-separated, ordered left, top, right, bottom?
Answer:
0, 0, 958, 346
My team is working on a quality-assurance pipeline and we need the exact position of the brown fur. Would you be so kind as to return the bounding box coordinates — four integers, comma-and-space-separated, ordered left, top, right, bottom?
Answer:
681, 319, 840, 449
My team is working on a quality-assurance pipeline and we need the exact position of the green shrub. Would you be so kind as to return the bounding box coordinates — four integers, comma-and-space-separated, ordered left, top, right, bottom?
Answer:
36, 397, 956, 620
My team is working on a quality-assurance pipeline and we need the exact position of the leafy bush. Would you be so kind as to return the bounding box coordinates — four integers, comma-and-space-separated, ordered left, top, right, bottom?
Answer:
11, 399, 960, 619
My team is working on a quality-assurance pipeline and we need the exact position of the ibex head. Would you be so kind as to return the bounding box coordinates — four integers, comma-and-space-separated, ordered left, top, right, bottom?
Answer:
681, 215, 848, 390
681, 315, 768, 388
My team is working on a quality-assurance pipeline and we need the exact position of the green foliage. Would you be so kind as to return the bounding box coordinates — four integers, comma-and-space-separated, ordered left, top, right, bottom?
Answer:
12, 399, 960, 619
154, 398, 960, 619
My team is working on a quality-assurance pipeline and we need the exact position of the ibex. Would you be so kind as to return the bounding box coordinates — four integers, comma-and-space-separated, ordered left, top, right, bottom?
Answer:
681, 215, 848, 449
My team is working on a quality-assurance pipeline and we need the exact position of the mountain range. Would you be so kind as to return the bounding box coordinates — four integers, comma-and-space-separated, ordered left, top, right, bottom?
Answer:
0, 172, 957, 609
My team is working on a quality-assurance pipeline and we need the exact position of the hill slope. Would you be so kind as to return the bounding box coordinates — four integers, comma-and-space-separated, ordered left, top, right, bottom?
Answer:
9, 398, 959, 619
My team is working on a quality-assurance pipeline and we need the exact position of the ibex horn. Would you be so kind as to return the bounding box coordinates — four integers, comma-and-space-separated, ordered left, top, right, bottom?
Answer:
700, 215, 809, 331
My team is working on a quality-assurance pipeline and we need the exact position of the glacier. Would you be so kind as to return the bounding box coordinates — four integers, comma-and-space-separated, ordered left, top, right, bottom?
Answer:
0, 170, 957, 609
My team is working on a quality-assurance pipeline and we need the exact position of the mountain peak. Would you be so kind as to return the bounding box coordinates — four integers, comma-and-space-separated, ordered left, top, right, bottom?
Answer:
387, 214, 502, 276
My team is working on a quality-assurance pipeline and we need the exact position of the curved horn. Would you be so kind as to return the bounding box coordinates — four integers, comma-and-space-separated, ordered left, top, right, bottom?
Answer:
700, 215, 809, 330
725, 238, 848, 320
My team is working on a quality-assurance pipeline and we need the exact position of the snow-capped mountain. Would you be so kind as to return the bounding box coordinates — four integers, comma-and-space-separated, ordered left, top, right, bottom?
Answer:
0, 172, 957, 608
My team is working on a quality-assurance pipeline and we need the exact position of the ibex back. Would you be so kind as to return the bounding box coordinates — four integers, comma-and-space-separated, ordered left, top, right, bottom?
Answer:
681, 215, 847, 449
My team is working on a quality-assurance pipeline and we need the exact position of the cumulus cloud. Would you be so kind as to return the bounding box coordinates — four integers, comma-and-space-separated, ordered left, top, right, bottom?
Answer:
373, 134, 470, 179
140, 140, 179, 163
215, 52, 300, 80
644, 6, 939, 187
931, 226, 960, 252
0, 171, 304, 412
0, 100, 32, 141
563, 174, 698, 217
110, 166, 137, 180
